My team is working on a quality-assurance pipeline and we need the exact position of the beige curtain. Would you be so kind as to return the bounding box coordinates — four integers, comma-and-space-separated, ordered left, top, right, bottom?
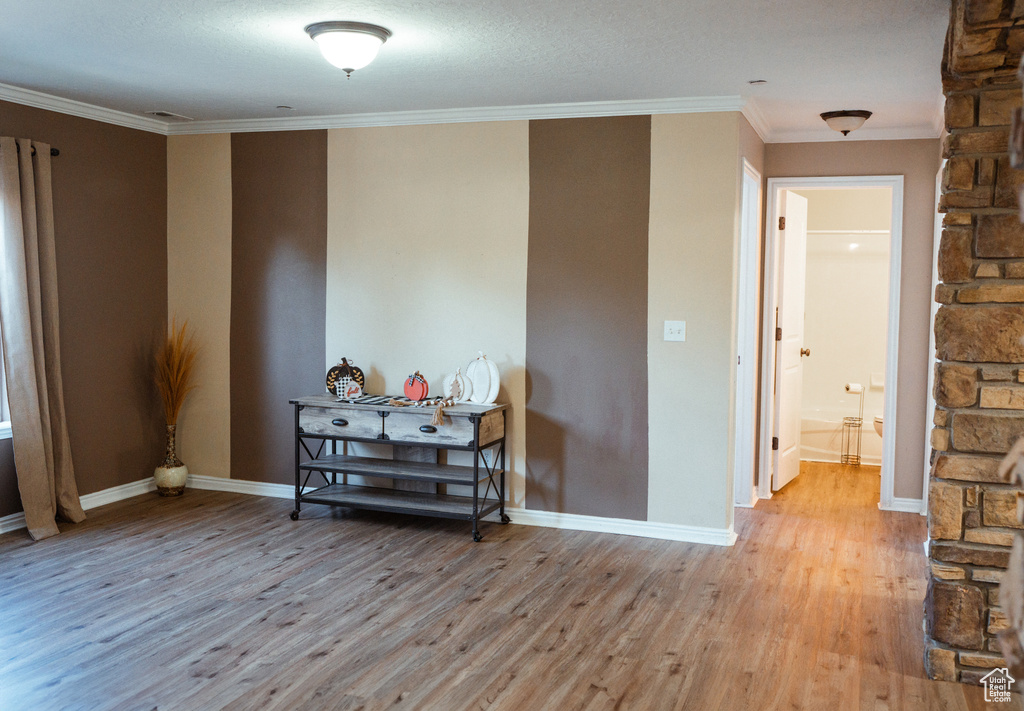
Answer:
0, 137, 84, 540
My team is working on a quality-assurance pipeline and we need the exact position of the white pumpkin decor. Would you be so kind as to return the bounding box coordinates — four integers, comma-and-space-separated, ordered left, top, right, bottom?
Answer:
466, 352, 500, 404
442, 368, 473, 403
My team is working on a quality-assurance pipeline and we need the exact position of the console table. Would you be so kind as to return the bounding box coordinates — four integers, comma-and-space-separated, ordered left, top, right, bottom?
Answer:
289, 394, 510, 541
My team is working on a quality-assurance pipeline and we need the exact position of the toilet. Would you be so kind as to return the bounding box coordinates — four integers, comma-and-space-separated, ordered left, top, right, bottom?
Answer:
873, 414, 883, 438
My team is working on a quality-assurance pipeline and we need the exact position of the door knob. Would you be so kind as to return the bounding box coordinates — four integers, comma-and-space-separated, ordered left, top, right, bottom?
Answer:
800, 348, 811, 357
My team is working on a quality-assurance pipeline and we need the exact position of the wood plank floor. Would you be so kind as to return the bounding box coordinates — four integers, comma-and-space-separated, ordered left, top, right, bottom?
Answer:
0, 462, 1018, 710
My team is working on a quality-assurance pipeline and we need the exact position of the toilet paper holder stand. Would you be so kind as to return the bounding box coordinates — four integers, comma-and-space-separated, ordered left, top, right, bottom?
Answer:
842, 383, 865, 466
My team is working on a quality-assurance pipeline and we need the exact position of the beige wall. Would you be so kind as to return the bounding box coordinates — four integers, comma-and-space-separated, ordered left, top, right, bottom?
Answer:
739, 114, 766, 177
765, 139, 942, 500
325, 122, 530, 506
167, 134, 232, 478
648, 112, 742, 530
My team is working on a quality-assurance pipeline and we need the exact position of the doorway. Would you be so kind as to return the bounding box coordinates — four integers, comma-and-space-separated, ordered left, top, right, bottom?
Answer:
754, 176, 904, 509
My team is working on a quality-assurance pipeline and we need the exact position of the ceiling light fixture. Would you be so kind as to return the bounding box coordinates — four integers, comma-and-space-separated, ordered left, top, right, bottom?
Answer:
305, 21, 392, 77
820, 110, 872, 136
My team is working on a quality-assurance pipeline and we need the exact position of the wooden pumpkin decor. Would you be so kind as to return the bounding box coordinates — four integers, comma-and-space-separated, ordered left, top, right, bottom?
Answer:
404, 371, 429, 401
442, 368, 473, 402
338, 377, 363, 400
466, 352, 500, 404
326, 358, 365, 396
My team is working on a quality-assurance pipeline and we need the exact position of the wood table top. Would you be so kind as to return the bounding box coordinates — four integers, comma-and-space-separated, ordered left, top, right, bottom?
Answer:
289, 393, 508, 416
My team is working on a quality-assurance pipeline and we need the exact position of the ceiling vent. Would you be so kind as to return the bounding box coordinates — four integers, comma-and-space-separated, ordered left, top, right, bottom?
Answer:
144, 110, 194, 122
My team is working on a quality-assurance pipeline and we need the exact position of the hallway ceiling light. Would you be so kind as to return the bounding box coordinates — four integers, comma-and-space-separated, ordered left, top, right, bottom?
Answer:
820, 110, 872, 136
305, 21, 392, 77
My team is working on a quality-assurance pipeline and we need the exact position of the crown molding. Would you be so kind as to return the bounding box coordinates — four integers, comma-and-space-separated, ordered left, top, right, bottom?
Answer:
769, 124, 942, 144
0, 81, 169, 134
166, 95, 747, 134
0, 80, 946, 144
740, 98, 772, 143
0, 83, 749, 136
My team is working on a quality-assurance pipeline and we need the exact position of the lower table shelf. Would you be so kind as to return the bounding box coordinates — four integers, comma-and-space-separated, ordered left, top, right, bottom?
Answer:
298, 454, 483, 486
297, 483, 502, 522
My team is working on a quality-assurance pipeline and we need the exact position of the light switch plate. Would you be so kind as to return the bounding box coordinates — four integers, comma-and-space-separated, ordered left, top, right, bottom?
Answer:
664, 320, 686, 342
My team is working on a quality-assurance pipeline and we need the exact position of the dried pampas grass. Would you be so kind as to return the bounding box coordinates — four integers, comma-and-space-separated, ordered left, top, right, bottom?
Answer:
156, 319, 198, 425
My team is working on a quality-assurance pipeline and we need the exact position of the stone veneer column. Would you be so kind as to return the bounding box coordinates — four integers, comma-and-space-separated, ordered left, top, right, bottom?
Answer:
927, 0, 1024, 684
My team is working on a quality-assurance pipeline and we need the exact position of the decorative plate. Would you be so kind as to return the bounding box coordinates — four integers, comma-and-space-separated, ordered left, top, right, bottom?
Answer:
327, 358, 365, 396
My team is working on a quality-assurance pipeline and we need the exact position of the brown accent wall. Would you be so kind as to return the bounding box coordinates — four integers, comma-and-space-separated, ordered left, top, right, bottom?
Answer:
764, 139, 941, 500
0, 101, 167, 517
230, 132, 327, 485
525, 116, 650, 520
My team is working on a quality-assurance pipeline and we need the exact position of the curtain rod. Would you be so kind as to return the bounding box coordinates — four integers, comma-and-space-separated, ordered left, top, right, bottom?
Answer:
13, 144, 60, 157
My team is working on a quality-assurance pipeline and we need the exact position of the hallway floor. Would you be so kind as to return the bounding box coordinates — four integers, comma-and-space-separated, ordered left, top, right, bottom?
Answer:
750, 460, 1020, 709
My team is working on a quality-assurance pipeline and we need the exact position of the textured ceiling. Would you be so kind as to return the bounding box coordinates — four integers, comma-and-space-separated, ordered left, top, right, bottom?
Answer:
0, 0, 948, 139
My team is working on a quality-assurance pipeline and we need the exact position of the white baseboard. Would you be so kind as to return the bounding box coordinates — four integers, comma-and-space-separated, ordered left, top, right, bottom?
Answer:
2, 473, 738, 547
187, 476, 737, 546
0, 477, 158, 535
0, 511, 26, 534
187, 473, 294, 499
880, 497, 925, 515
734, 490, 758, 508
508, 508, 738, 546
79, 477, 157, 507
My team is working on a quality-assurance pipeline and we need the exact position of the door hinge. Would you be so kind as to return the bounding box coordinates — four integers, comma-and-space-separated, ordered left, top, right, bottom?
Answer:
778, 216, 786, 230
776, 327, 782, 341
772, 437, 779, 451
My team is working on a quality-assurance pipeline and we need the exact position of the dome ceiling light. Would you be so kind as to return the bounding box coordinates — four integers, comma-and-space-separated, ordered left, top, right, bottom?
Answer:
820, 110, 873, 136
305, 21, 392, 78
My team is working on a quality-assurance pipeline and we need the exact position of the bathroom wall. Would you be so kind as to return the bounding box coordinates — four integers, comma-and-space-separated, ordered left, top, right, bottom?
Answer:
765, 139, 940, 500
796, 188, 891, 429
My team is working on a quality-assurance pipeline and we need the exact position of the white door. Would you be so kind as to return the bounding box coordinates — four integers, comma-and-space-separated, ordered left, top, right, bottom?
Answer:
734, 164, 761, 506
773, 191, 808, 491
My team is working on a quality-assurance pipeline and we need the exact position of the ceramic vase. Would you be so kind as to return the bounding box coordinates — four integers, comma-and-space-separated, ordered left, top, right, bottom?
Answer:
154, 423, 188, 496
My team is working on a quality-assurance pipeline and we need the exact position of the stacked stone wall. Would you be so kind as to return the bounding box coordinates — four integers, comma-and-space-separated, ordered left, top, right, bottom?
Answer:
927, 0, 1024, 683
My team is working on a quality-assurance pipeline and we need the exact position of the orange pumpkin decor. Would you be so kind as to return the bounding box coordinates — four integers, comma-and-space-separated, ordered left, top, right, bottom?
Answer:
404, 371, 429, 401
